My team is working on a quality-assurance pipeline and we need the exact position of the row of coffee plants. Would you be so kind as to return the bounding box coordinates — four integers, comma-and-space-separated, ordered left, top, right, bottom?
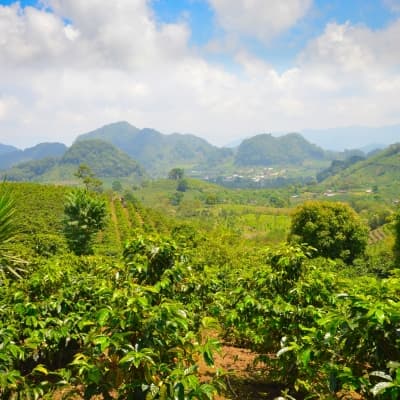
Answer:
0, 240, 222, 399
213, 244, 400, 399
1, 181, 399, 399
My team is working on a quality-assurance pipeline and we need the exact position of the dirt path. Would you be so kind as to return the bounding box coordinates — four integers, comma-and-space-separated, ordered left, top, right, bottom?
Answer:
121, 205, 132, 229
109, 198, 121, 247
199, 343, 283, 400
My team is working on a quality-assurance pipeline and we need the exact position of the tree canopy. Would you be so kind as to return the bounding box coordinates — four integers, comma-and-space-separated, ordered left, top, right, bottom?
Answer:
63, 189, 107, 255
289, 201, 368, 263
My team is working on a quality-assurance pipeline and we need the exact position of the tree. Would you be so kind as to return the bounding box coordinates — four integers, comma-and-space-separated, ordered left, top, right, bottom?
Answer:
0, 186, 17, 245
0, 184, 27, 280
168, 168, 184, 180
63, 189, 107, 255
176, 179, 188, 192
75, 164, 103, 192
289, 201, 368, 263
112, 180, 123, 192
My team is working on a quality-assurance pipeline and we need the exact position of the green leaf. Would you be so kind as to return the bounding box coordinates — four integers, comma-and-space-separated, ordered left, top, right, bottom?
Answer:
370, 371, 393, 381
375, 309, 385, 324
96, 308, 110, 327
300, 348, 311, 368
371, 381, 394, 397
32, 364, 49, 375
93, 336, 111, 352
277, 346, 294, 358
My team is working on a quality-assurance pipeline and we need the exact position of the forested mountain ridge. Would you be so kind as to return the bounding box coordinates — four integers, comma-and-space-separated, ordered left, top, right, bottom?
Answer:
0, 142, 67, 170
0, 143, 18, 155
318, 142, 400, 193
1, 121, 396, 188
76, 121, 233, 175
235, 133, 326, 166
2, 139, 145, 182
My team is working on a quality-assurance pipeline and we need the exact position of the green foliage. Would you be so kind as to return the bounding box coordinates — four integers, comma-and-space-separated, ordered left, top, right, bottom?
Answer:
75, 163, 103, 192
0, 142, 66, 170
62, 139, 145, 179
0, 185, 17, 245
177, 179, 188, 192
123, 234, 179, 286
0, 254, 221, 399
112, 180, 123, 192
235, 133, 326, 166
168, 168, 185, 180
63, 189, 107, 255
3, 157, 59, 182
289, 201, 368, 263
393, 210, 400, 266
76, 121, 232, 177
1, 180, 399, 399
319, 143, 400, 197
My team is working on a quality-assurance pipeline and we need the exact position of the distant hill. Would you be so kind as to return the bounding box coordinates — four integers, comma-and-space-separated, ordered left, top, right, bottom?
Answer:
60, 139, 144, 178
319, 143, 400, 193
0, 142, 67, 170
76, 121, 233, 176
0, 143, 18, 155
3, 139, 145, 182
234, 133, 326, 166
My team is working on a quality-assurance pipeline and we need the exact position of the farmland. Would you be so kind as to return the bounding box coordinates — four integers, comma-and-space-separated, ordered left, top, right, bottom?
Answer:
0, 180, 399, 400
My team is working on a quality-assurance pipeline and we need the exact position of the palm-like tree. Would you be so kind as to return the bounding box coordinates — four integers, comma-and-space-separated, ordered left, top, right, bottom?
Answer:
0, 185, 26, 280
0, 187, 17, 245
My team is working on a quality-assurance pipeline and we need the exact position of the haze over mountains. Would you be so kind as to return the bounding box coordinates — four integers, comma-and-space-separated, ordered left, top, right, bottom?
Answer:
0, 121, 399, 190
300, 125, 400, 151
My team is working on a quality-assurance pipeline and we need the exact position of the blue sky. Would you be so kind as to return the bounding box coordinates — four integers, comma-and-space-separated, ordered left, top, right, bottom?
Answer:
151, 0, 396, 65
3, 0, 397, 67
0, 0, 400, 147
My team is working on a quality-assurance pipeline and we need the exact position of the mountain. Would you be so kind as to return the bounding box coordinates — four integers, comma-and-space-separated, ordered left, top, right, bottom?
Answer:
234, 133, 326, 166
59, 139, 144, 178
76, 121, 233, 175
318, 143, 400, 193
301, 125, 400, 151
0, 142, 67, 170
0, 143, 18, 155
3, 139, 145, 182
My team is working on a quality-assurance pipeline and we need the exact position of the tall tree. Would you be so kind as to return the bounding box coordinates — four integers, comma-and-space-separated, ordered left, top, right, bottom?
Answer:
63, 189, 107, 255
0, 186, 17, 245
168, 168, 184, 180
289, 201, 368, 263
75, 164, 103, 192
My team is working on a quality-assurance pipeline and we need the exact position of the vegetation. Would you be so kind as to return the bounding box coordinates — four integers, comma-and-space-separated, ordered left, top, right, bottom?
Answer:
0, 132, 399, 400
63, 189, 107, 255
235, 133, 326, 166
0, 142, 67, 170
0, 185, 17, 245
76, 121, 233, 176
1, 139, 145, 184
289, 201, 369, 263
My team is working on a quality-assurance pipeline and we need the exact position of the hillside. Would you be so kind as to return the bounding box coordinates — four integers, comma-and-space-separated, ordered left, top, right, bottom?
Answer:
319, 143, 400, 195
235, 133, 326, 166
0, 142, 67, 170
76, 121, 233, 176
3, 139, 145, 182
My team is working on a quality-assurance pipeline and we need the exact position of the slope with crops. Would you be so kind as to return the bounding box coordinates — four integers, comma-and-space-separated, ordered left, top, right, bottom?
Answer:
1, 180, 400, 399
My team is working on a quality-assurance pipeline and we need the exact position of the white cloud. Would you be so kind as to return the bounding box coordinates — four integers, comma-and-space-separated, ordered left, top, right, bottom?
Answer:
208, 0, 313, 41
1, 1, 400, 149
383, 0, 400, 12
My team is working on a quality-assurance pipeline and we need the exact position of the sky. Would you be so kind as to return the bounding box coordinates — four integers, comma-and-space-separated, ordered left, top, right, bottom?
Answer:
1, 0, 400, 148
